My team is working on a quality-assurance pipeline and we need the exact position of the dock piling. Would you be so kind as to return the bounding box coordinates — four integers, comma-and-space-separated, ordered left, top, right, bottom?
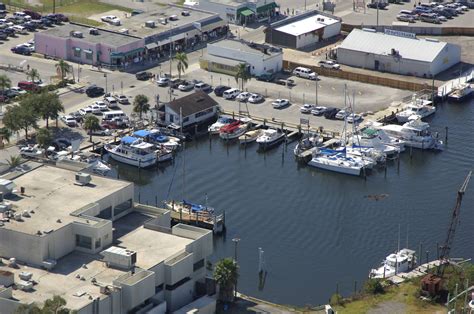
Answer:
445, 126, 448, 143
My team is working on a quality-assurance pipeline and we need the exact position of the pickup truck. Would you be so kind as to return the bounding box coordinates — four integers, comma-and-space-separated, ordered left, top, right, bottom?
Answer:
275, 78, 295, 87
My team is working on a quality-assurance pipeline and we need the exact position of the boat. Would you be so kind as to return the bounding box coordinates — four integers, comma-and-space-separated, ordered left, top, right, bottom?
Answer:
164, 199, 215, 216
351, 132, 402, 157
239, 129, 263, 144
369, 248, 417, 279
377, 119, 443, 150
448, 83, 473, 102
86, 157, 111, 175
155, 146, 173, 162
256, 129, 285, 149
396, 97, 436, 123
219, 121, 249, 140
208, 117, 236, 134
293, 134, 323, 157
308, 148, 371, 176
104, 136, 157, 167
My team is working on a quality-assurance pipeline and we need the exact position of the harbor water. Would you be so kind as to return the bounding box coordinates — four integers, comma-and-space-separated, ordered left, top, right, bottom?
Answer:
106, 99, 474, 306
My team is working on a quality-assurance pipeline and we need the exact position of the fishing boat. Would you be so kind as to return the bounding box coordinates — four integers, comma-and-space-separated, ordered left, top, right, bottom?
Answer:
369, 248, 417, 279
293, 134, 323, 157
219, 121, 249, 140
239, 129, 263, 144
396, 97, 436, 123
104, 136, 157, 167
448, 83, 473, 102
377, 119, 443, 150
208, 117, 236, 134
256, 129, 285, 149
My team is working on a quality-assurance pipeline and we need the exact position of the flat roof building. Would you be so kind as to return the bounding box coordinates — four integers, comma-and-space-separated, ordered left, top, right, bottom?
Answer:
337, 28, 461, 77
0, 163, 214, 314
197, 0, 279, 25
265, 10, 341, 49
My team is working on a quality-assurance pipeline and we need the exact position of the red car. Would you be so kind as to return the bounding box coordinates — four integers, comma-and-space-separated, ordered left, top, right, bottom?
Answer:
18, 81, 39, 92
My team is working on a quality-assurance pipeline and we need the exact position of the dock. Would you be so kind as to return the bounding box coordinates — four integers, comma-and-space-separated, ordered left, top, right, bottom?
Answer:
437, 67, 474, 98
170, 210, 225, 235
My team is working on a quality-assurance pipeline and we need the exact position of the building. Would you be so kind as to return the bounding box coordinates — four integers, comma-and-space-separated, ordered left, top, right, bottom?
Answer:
336, 28, 461, 78
201, 39, 283, 76
35, 5, 227, 69
197, 0, 279, 25
164, 91, 218, 129
0, 163, 215, 313
265, 10, 341, 49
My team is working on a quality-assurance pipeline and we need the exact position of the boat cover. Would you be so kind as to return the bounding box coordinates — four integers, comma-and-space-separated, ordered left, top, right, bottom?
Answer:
121, 136, 138, 144
134, 129, 151, 138
183, 200, 207, 212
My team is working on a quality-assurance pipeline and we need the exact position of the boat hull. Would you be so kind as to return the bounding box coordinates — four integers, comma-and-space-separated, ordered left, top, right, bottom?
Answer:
308, 157, 363, 176
257, 135, 285, 149
105, 146, 157, 168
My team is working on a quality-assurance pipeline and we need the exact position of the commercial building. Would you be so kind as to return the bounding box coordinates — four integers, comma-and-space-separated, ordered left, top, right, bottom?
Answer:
336, 28, 461, 78
265, 10, 341, 49
164, 91, 218, 129
197, 0, 279, 25
201, 39, 283, 76
0, 163, 215, 313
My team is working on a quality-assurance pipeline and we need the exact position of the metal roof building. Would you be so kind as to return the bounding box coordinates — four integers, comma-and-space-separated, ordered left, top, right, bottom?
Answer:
337, 28, 461, 78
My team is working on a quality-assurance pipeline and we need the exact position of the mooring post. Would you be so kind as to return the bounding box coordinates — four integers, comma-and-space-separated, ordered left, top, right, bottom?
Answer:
445, 126, 448, 143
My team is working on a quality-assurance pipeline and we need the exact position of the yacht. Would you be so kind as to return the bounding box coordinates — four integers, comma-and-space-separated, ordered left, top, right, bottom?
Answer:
396, 98, 436, 123
104, 136, 157, 167
362, 126, 406, 153
208, 117, 235, 134
293, 134, 323, 157
448, 84, 473, 102
219, 122, 249, 140
351, 132, 402, 157
369, 248, 417, 279
376, 119, 443, 150
239, 129, 263, 144
256, 129, 285, 149
308, 148, 372, 176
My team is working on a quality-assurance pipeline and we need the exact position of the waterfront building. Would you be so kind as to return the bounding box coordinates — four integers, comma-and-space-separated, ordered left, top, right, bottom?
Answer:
337, 28, 461, 78
265, 10, 341, 49
201, 39, 283, 76
0, 163, 214, 313
197, 0, 279, 25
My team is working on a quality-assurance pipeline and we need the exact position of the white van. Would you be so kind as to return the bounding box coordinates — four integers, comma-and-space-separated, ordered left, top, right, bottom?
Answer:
292, 67, 317, 79
102, 110, 126, 120
223, 88, 240, 100
104, 96, 119, 108
13, 12, 28, 19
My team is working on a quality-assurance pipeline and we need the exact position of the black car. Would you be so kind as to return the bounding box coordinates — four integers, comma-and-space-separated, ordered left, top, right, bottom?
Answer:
86, 85, 105, 97
323, 107, 339, 119
45, 14, 61, 24
11, 46, 31, 56
0, 31, 7, 40
40, 17, 53, 27
367, 2, 388, 9
170, 78, 184, 89
214, 85, 231, 97
23, 10, 42, 20
3, 27, 15, 36
256, 73, 275, 82
135, 71, 153, 80
23, 21, 37, 31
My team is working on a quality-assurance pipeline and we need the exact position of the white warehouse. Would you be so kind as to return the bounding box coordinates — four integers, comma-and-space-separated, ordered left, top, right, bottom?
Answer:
337, 28, 461, 78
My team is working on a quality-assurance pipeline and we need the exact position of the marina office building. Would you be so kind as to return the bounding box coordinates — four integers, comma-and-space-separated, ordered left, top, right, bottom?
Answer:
0, 164, 214, 313
337, 28, 461, 78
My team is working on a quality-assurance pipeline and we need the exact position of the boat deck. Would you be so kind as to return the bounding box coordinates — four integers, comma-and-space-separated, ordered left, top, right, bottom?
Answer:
170, 210, 225, 234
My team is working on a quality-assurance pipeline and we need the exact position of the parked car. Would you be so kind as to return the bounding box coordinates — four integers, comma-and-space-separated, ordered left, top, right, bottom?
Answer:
5, 87, 27, 97
93, 100, 108, 111
12, 25, 28, 34
367, 2, 388, 9
397, 14, 416, 22
89, 126, 111, 136
275, 78, 296, 87
156, 76, 170, 86
23, 10, 41, 20
420, 13, 441, 23
61, 115, 78, 127
319, 60, 340, 70
256, 73, 275, 82
18, 81, 38, 91
272, 99, 290, 109
3, 27, 15, 37
293, 67, 317, 79
248, 93, 264, 103
323, 107, 339, 119
17, 42, 34, 52
101, 15, 121, 25
135, 71, 152, 80
178, 80, 195, 91
104, 96, 119, 108
300, 104, 314, 114
223, 88, 240, 99
23, 21, 37, 31
335, 109, 350, 120
170, 78, 184, 89
214, 85, 230, 97
85, 85, 104, 97
40, 17, 53, 27
347, 113, 362, 124
194, 82, 212, 92
236, 92, 251, 102
115, 95, 129, 104
79, 107, 94, 116
0, 30, 7, 40
11, 45, 30, 55
311, 106, 328, 116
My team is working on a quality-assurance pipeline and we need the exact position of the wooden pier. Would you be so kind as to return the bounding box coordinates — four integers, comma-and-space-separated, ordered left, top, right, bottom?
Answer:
170, 210, 225, 234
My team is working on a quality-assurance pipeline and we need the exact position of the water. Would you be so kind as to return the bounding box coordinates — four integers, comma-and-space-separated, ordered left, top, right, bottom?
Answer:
107, 99, 474, 307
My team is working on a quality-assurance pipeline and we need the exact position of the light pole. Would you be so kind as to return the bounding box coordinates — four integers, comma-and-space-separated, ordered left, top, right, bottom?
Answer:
104, 73, 108, 94
232, 237, 240, 299
315, 80, 318, 105
168, 23, 177, 102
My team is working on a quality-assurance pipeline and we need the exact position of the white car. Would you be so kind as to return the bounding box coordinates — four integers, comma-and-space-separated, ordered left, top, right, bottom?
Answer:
347, 113, 362, 124
436, 14, 447, 21
101, 15, 121, 25
178, 81, 195, 91
194, 82, 212, 92
300, 104, 314, 114
115, 95, 129, 104
248, 93, 264, 103
93, 100, 108, 111
20, 145, 43, 158
319, 60, 341, 70
311, 106, 327, 116
79, 107, 94, 116
156, 76, 170, 86
236, 92, 251, 102
272, 99, 290, 109
335, 109, 350, 120
12, 25, 28, 34
89, 105, 102, 114
61, 115, 78, 127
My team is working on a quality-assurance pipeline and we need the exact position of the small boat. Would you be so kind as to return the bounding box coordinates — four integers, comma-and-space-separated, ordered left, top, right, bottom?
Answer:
219, 122, 249, 140
208, 117, 236, 134
164, 200, 215, 216
369, 248, 417, 279
104, 136, 157, 168
256, 129, 285, 149
396, 97, 436, 123
239, 129, 263, 144
308, 148, 371, 176
448, 83, 473, 102
293, 134, 323, 157
156, 146, 173, 162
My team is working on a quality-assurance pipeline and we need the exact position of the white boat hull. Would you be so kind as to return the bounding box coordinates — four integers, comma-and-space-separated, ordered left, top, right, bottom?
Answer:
308, 156, 362, 176
105, 146, 157, 168
157, 152, 173, 162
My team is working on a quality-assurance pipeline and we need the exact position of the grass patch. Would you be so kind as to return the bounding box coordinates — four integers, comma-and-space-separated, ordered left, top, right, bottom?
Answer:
67, 15, 102, 26
7, 0, 132, 14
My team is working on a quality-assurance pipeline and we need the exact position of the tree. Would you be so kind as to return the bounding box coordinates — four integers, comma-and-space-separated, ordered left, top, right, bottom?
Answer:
3, 100, 39, 139
133, 94, 150, 119
0, 74, 11, 96
174, 52, 188, 79
83, 115, 101, 142
36, 128, 52, 148
26, 68, 41, 83
364, 278, 385, 295
234, 63, 251, 91
15, 295, 74, 314
214, 258, 239, 302
55, 59, 72, 82
6, 155, 22, 169
0, 127, 12, 145
33, 92, 64, 128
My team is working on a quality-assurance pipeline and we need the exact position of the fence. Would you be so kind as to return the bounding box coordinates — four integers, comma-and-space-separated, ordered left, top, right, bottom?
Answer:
283, 60, 434, 91
341, 23, 474, 36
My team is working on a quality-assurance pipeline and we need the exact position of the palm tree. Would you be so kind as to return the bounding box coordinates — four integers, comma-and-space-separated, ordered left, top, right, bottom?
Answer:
26, 68, 41, 83
174, 52, 188, 79
133, 94, 150, 119
214, 258, 239, 302
36, 128, 52, 148
84, 115, 101, 142
55, 59, 72, 82
234, 63, 251, 91
6, 155, 22, 169
0, 74, 11, 109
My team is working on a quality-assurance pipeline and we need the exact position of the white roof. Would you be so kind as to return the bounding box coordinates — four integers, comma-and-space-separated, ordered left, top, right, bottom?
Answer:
339, 29, 448, 63
276, 14, 339, 36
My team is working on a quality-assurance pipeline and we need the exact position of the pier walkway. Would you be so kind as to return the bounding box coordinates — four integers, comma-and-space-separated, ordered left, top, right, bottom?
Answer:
438, 67, 474, 98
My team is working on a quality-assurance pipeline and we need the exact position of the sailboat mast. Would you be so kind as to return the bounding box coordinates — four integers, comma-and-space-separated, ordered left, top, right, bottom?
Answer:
398, 224, 401, 252
180, 107, 186, 201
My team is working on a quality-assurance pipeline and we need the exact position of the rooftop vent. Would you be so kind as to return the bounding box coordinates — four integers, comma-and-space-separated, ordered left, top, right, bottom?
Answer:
101, 246, 137, 270
75, 172, 91, 186
145, 20, 155, 28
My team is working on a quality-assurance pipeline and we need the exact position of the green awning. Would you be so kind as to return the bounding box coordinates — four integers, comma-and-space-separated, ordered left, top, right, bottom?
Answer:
257, 2, 278, 13
240, 9, 254, 17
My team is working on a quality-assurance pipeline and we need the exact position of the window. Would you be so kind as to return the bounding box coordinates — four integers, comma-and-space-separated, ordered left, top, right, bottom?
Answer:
97, 206, 112, 219
95, 238, 101, 249
85, 50, 93, 60
165, 277, 190, 291
183, 117, 189, 123
195, 107, 214, 118
76, 235, 92, 249
114, 199, 132, 216
193, 259, 205, 271
73, 47, 81, 58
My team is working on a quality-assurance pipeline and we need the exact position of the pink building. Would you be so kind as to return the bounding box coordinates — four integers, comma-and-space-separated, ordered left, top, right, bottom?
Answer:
35, 23, 145, 67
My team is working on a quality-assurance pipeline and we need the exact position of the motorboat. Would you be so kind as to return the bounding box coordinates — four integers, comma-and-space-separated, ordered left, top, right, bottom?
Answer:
377, 119, 443, 150
293, 134, 323, 157
369, 248, 417, 279
86, 156, 111, 175
208, 117, 235, 134
219, 121, 249, 140
448, 84, 473, 102
156, 146, 173, 162
396, 98, 436, 123
164, 199, 215, 217
351, 132, 402, 157
308, 148, 371, 176
239, 129, 263, 144
256, 129, 285, 149
362, 126, 406, 153
20, 145, 44, 158
104, 136, 157, 167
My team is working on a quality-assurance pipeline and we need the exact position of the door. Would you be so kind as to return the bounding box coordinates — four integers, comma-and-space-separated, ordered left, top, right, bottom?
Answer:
374, 60, 380, 71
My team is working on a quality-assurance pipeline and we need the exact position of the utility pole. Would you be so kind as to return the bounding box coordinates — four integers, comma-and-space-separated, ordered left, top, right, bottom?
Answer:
315, 80, 318, 105
104, 73, 108, 94
232, 237, 240, 299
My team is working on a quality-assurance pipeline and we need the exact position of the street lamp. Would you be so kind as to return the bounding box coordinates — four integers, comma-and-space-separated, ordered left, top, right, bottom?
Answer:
232, 237, 240, 299
104, 73, 108, 94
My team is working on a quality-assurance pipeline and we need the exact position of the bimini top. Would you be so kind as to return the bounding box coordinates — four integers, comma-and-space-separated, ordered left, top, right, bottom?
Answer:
133, 129, 151, 138
121, 136, 139, 144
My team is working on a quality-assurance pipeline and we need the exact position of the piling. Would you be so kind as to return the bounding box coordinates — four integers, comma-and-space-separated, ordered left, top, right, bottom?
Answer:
445, 126, 448, 143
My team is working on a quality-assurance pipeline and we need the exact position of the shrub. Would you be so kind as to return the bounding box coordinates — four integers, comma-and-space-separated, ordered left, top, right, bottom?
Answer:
330, 293, 344, 306
364, 278, 385, 295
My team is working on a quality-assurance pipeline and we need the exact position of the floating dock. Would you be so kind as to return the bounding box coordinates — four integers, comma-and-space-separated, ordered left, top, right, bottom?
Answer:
437, 68, 474, 98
